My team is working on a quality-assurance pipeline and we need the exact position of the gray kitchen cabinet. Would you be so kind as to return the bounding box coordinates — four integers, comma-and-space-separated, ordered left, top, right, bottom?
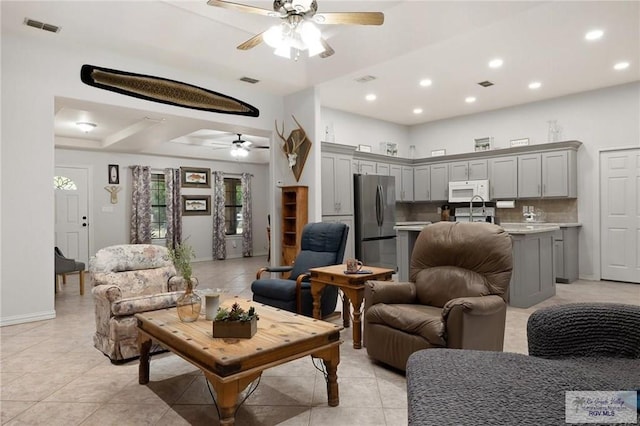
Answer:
449, 159, 488, 181
413, 165, 431, 201
543, 150, 577, 197
554, 226, 579, 283
430, 163, 449, 201
322, 215, 355, 260
518, 150, 577, 199
509, 229, 556, 308
321, 153, 353, 216
355, 159, 376, 175
376, 162, 390, 176
488, 156, 518, 199
390, 165, 414, 202
518, 153, 542, 198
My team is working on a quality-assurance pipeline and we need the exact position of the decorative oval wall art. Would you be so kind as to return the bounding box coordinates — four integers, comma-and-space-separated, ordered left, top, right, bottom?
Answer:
80, 64, 259, 117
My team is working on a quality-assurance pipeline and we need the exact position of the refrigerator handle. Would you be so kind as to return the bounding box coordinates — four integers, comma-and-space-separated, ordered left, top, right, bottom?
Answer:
376, 184, 384, 227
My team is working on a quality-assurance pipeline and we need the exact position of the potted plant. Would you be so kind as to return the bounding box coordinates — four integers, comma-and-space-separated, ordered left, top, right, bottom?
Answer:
169, 242, 201, 322
213, 302, 259, 338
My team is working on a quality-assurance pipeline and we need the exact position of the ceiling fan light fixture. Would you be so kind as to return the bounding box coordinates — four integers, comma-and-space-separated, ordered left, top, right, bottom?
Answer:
230, 144, 249, 157
274, 42, 292, 58
76, 122, 97, 132
264, 24, 286, 48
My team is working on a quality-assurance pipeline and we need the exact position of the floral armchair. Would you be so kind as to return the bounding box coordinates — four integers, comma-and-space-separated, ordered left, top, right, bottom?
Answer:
90, 244, 193, 363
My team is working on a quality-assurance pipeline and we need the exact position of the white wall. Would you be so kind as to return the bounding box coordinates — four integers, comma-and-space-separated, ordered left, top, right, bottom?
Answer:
409, 82, 640, 280
1, 32, 283, 325
55, 149, 269, 261
321, 107, 410, 156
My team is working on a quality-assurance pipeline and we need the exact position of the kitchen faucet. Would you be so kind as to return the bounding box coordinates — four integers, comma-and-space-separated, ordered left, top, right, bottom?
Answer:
469, 195, 486, 223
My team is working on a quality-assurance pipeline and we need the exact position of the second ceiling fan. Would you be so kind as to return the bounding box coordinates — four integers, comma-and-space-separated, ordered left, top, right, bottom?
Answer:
207, 0, 384, 59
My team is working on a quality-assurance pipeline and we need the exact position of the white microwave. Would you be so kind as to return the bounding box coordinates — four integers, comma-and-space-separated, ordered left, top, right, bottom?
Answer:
448, 179, 490, 203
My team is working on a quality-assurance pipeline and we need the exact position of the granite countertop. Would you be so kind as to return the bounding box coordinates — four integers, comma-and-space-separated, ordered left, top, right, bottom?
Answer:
394, 222, 431, 231
500, 222, 582, 228
500, 223, 560, 234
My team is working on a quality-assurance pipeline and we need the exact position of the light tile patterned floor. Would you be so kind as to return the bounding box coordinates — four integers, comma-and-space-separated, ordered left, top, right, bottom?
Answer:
1, 256, 638, 425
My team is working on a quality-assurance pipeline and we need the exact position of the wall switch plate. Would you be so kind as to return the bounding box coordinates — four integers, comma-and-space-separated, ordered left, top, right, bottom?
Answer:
437, 207, 442, 214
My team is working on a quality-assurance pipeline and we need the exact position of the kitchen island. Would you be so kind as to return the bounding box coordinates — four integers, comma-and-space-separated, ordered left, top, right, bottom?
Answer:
395, 222, 562, 308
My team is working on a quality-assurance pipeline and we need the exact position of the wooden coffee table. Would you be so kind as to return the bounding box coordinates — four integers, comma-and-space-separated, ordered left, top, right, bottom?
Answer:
309, 265, 394, 349
136, 297, 343, 425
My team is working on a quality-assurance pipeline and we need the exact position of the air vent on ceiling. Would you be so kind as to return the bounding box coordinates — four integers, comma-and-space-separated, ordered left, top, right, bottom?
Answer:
478, 80, 494, 87
355, 75, 377, 83
239, 76, 260, 84
24, 18, 61, 33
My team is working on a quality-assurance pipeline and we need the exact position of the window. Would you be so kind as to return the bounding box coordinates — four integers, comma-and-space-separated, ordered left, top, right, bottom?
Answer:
224, 177, 243, 235
53, 176, 77, 190
150, 173, 167, 239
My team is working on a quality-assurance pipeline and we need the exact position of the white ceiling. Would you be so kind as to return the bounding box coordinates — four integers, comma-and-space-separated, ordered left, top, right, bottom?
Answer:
3, 1, 639, 163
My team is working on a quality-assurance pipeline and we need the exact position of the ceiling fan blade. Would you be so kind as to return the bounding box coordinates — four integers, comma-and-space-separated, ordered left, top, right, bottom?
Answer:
319, 38, 335, 59
206, 0, 274, 17
314, 12, 384, 26
237, 32, 265, 50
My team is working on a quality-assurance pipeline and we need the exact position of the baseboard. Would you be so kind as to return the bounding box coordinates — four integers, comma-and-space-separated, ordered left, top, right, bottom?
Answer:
0, 309, 56, 327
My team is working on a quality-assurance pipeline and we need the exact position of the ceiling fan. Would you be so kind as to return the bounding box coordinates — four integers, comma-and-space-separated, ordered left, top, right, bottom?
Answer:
207, 0, 384, 59
212, 133, 269, 157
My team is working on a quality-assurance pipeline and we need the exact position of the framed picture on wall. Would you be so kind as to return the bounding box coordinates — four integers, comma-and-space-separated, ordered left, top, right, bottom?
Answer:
181, 167, 211, 188
108, 164, 119, 184
182, 195, 211, 216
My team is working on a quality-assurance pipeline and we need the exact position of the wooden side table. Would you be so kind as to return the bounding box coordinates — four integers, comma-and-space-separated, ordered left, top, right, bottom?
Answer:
309, 264, 394, 349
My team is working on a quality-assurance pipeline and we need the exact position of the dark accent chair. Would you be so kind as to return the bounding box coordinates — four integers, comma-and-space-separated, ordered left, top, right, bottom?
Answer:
364, 222, 513, 371
55, 247, 86, 295
251, 222, 349, 318
406, 303, 640, 425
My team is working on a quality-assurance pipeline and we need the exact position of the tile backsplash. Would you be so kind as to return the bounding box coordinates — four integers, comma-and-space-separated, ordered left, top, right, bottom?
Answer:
397, 198, 578, 224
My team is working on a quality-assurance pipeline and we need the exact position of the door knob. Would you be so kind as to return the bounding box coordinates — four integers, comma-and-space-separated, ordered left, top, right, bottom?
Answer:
82, 223, 87, 227
82, 216, 87, 220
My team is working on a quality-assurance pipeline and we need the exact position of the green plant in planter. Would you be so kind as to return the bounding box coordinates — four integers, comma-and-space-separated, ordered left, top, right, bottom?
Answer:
169, 242, 200, 322
169, 242, 195, 287
214, 303, 259, 322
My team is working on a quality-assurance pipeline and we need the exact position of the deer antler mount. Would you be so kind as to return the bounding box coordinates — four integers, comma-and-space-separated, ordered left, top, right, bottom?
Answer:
275, 115, 312, 182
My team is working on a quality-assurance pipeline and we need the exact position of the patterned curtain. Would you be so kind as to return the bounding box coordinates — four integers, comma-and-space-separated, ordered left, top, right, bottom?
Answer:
241, 172, 253, 257
130, 165, 152, 243
164, 168, 182, 248
212, 171, 226, 260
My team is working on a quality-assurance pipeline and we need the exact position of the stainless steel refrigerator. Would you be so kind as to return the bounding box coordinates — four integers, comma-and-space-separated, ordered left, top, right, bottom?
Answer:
354, 174, 397, 270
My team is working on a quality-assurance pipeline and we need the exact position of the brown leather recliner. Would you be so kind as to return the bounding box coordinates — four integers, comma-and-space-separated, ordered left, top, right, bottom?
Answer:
364, 222, 513, 371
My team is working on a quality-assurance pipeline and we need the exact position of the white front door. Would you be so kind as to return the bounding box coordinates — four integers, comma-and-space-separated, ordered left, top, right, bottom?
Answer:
55, 166, 90, 266
600, 148, 640, 283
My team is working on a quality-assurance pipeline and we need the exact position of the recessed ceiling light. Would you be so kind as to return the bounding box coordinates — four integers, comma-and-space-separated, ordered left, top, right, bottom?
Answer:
465, 97, 476, 103
413, 108, 423, 114
585, 29, 604, 41
488, 58, 503, 68
76, 122, 97, 132
365, 93, 377, 102
614, 61, 630, 70
528, 81, 542, 89
419, 79, 432, 87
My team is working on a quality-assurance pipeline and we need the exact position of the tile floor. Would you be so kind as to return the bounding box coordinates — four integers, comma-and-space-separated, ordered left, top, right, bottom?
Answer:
1, 256, 639, 425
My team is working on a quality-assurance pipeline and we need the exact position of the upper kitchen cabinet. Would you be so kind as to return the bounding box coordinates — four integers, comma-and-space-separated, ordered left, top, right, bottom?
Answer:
518, 150, 578, 199
430, 163, 449, 201
322, 152, 353, 216
449, 159, 488, 181
489, 156, 518, 199
390, 165, 414, 202
413, 165, 431, 201
355, 160, 376, 175
376, 162, 390, 176
518, 153, 542, 198
542, 150, 577, 198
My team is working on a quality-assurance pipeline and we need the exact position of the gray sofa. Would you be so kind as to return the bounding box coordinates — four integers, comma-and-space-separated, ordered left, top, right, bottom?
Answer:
406, 303, 640, 425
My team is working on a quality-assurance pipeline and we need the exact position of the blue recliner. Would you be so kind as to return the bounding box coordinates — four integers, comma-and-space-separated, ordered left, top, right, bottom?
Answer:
251, 222, 349, 318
